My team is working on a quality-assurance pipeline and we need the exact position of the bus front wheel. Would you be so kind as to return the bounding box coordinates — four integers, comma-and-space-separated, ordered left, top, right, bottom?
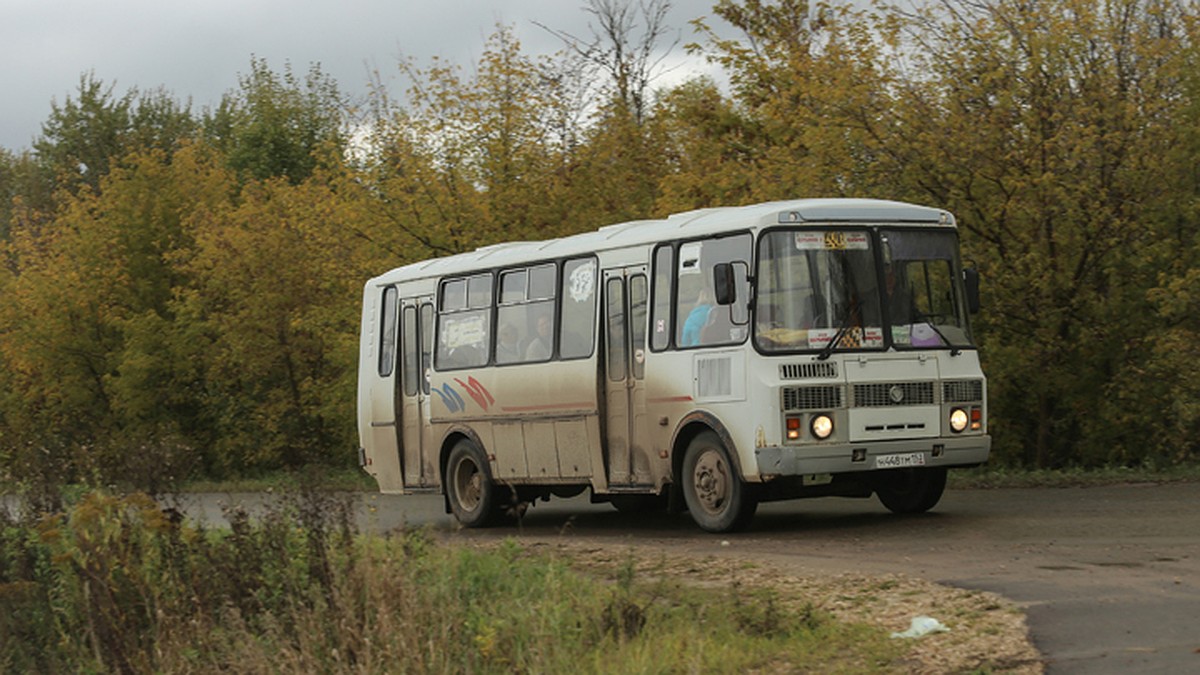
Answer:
681, 431, 757, 533
446, 439, 499, 527
874, 467, 947, 514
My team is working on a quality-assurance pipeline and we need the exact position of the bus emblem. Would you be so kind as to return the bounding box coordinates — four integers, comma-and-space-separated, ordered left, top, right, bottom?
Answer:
889, 385, 905, 403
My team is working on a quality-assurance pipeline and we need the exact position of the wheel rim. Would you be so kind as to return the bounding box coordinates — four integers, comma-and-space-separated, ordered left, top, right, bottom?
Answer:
691, 447, 730, 516
452, 456, 482, 512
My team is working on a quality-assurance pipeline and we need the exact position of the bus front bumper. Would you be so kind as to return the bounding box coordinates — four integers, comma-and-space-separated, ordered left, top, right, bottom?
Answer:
753, 435, 990, 478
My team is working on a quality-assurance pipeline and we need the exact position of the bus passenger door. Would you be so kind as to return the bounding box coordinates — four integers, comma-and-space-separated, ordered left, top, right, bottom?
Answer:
603, 267, 652, 486
366, 286, 403, 490
399, 298, 436, 488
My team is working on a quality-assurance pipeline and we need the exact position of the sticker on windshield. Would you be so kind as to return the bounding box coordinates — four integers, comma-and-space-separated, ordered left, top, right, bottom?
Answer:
808, 327, 883, 349
910, 323, 945, 347
794, 231, 870, 251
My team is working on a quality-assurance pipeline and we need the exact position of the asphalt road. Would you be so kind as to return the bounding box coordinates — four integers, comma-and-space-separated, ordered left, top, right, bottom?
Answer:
174, 482, 1199, 674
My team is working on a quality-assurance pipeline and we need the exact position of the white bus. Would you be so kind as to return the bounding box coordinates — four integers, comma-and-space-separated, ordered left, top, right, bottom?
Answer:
356, 198, 990, 533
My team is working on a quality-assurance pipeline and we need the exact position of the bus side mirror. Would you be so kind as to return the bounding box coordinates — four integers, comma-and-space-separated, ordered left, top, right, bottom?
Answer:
713, 263, 736, 305
963, 267, 980, 314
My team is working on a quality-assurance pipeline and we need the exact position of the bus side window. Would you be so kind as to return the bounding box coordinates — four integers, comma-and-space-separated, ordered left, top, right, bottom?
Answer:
378, 287, 398, 377
651, 245, 672, 351
630, 274, 648, 379
436, 274, 492, 370
560, 257, 597, 359
675, 235, 751, 348
419, 303, 433, 394
497, 264, 556, 364
497, 270, 530, 364
401, 304, 418, 396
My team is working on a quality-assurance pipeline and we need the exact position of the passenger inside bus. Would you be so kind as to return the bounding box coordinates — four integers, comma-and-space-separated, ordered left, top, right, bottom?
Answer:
681, 287, 713, 346
525, 313, 553, 360
496, 323, 521, 363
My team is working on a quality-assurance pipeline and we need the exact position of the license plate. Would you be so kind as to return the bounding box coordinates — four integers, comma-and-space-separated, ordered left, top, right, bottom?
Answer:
875, 452, 927, 469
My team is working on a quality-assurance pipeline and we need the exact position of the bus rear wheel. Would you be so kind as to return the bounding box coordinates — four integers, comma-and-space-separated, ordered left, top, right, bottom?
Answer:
874, 467, 947, 514
681, 431, 757, 533
446, 439, 499, 527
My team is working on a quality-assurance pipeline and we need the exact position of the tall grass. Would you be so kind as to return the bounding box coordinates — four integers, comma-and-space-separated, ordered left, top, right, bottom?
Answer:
1, 490, 899, 673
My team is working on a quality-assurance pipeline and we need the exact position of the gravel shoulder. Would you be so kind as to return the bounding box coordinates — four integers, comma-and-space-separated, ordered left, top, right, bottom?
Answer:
521, 539, 1043, 674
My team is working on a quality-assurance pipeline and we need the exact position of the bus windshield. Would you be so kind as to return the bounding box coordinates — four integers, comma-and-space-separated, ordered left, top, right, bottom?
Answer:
880, 229, 973, 349
755, 230, 884, 353
755, 228, 973, 353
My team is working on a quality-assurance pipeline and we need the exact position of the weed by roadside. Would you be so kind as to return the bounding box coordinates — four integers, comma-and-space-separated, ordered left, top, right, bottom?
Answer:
0, 488, 914, 674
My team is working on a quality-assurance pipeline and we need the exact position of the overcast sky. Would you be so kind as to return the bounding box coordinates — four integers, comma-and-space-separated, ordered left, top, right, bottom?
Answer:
1, 0, 727, 152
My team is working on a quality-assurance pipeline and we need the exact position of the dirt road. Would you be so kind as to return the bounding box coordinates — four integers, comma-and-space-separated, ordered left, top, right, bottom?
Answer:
180, 482, 1200, 674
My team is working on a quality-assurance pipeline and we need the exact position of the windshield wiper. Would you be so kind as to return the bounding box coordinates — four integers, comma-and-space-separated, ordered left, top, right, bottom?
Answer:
910, 311, 960, 357
816, 304, 857, 361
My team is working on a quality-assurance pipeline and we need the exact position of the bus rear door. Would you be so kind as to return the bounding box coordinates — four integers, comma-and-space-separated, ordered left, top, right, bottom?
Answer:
399, 297, 436, 488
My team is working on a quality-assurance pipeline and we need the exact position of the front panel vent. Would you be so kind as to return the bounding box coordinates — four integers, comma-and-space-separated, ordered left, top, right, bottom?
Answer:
782, 385, 843, 411
853, 381, 935, 407
943, 379, 984, 403
780, 362, 838, 380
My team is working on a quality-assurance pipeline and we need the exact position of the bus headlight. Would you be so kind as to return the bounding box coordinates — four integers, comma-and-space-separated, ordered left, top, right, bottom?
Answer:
949, 408, 969, 433
810, 414, 834, 440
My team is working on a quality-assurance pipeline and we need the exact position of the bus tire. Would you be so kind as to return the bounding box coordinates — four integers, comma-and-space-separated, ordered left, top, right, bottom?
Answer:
681, 431, 757, 533
875, 467, 947, 514
446, 439, 499, 527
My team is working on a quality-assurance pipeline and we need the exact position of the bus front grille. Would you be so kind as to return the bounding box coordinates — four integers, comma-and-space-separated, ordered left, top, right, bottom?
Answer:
853, 382, 935, 407
782, 385, 843, 411
943, 379, 984, 403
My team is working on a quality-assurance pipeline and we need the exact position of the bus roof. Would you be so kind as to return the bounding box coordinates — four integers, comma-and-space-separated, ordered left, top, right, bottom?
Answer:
370, 198, 954, 286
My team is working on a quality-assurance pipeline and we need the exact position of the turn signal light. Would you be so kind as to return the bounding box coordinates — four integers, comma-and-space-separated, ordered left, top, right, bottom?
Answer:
786, 416, 802, 440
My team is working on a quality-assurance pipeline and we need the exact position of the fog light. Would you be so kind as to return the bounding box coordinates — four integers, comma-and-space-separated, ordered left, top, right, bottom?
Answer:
811, 414, 834, 440
949, 408, 969, 433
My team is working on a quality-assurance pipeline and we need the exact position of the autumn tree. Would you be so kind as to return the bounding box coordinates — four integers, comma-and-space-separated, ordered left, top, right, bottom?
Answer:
173, 170, 366, 474
0, 148, 50, 241
364, 25, 600, 258
669, 0, 1200, 467
533, 0, 686, 223
0, 144, 231, 488
539, 0, 679, 125
881, 0, 1198, 467
204, 58, 347, 185
673, 0, 900, 204
34, 74, 197, 195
